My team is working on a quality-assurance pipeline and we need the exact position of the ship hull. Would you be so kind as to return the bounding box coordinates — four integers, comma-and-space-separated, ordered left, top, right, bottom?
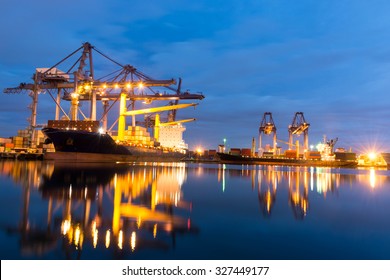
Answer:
42, 128, 185, 162
217, 152, 357, 168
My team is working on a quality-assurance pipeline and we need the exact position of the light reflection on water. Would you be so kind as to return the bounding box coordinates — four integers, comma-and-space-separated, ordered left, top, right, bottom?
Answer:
0, 160, 390, 260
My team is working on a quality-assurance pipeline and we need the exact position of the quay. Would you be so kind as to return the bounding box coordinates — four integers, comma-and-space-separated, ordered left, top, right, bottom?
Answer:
0, 152, 43, 160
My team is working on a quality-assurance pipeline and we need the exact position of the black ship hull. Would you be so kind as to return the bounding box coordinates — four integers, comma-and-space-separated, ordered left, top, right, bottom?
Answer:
217, 152, 358, 168
42, 127, 185, 162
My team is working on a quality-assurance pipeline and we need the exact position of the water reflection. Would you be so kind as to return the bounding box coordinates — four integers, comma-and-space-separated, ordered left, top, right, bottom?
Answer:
1, 161, 390, 259
215, 164, 390, 220
256, 166, 278, 217
0, 161, 195, 259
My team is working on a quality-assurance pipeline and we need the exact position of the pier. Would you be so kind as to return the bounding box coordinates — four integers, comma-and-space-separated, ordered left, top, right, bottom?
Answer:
0, 152, 43, 160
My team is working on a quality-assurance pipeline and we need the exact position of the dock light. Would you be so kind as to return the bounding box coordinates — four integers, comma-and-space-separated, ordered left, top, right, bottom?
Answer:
70, 92, 79, 99
98, 127, 104, 134
368, 152, 377, 161
126, 83, 131, 89
138, 82, 144, 89
84, 84, 91, 90
115, 83, 119, 89
196, 147, 203, 156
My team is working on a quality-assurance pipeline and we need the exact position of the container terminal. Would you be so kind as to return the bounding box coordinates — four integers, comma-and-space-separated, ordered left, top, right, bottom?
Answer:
1, 43, 388, 167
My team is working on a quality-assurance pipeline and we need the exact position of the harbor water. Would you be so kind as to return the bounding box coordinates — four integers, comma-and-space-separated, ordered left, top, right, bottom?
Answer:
1, 160, 390, 260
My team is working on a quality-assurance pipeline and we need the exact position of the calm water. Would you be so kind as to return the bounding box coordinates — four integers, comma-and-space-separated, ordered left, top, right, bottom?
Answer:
1, 160, 390, 260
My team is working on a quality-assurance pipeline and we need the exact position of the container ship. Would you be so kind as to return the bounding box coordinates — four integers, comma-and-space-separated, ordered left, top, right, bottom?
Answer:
216, 112, 358, 168
216, 151, 358, 168
216, 143, 358, 168
42, 120, 187, 162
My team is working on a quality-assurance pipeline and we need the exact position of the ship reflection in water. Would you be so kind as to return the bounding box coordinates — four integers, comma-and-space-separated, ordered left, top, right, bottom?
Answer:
218, 165, 389, 220
1, 161, 390, 259
0, 161, 195, 259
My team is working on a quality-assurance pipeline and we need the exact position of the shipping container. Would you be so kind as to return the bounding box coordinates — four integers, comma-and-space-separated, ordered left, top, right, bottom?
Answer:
334, 152, 356, 161
262, 152, 274, 158
0, 138, 12, 144
285, 150, 298, 158
5, 143, 15, 148
241, 148, 252, 156
305, 151, 321, 160
229, 148, 241, 156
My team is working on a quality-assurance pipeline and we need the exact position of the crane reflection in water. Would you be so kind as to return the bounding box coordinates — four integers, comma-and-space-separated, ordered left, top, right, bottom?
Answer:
0, 161, 197, 259
1, 160, 389, 259
216, 164, 387, 220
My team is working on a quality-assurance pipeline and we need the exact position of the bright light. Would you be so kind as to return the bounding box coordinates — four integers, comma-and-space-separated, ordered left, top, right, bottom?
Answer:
369, 168, 376, 188
98, 127, 104, 134
105, 230, 111, 248
368, 152, 377, 161
130, 231, 136, 252
196, 147, 203, 155
138, 82, 144, 89
118, 230, 123, 250
74, 226, 81, 247
70, 92, 79, 99
126, 83, 131, 89
61, 219, 71, 235
93, 229, 98, 248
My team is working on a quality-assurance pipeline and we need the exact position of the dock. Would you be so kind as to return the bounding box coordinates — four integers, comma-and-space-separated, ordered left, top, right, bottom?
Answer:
0, 152, 43, 160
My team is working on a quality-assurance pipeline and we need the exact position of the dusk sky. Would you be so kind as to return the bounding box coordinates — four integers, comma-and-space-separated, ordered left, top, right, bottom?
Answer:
1, 0, 390, 153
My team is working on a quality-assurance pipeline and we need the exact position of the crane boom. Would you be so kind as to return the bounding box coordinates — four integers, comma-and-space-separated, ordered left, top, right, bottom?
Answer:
159, 118, 196, 126
277, 139, 298, 146
123, 103, 197, 116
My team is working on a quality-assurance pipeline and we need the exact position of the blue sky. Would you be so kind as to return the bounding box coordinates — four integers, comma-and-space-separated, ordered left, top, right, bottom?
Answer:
1, 0, 390, 153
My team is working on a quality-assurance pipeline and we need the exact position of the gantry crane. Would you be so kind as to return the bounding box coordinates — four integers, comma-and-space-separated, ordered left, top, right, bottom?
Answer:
259, 112, 277, 154
288, 112, 309, 151
3, 42, 204, 147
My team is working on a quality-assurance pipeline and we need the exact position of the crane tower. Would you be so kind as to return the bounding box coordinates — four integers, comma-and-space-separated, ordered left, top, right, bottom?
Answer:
288, 112, 309, 151
259, 112, 277, 154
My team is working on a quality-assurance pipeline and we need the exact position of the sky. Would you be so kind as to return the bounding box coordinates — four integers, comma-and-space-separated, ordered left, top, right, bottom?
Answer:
1, 0, 390, 153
